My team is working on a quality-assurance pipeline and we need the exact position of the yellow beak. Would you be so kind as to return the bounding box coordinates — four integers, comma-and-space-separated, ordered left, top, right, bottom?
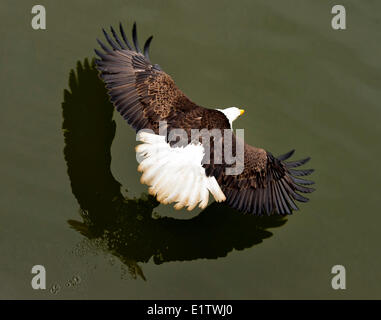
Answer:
239, 109, 245, 116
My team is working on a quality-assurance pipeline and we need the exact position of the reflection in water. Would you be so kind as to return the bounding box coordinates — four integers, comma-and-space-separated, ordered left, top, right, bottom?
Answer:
62, 59, 288, 280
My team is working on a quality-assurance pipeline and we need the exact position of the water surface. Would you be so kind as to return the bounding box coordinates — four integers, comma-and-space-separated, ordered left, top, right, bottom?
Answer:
1, 0, 380, 299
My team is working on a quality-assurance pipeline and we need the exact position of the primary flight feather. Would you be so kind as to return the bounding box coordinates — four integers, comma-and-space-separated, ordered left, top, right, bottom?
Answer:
95, 22, 315, 215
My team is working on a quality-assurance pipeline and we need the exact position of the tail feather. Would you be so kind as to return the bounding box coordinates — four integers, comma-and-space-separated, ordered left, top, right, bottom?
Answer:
207, 177, 226, 202
135, 133, 226, 210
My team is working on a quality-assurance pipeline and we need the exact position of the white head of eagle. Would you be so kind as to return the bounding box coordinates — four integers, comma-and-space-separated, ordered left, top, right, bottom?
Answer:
217, 107, 245, 128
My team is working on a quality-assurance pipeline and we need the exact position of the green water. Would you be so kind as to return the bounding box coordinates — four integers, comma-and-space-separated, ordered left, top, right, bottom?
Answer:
1, 0, 380, 299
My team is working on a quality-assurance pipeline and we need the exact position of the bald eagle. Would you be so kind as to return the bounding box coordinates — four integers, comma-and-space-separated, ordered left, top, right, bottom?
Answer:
95, 23, 315, 215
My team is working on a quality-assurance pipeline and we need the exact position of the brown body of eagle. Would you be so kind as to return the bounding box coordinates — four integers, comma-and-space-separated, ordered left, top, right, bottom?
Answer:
95, 23, 315, 215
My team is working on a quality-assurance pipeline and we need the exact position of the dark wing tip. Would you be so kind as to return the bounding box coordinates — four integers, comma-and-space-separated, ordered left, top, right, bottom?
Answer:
289, 168, 314, 176
277, 149, 295, 161
291, 176, 315, 185
285, 156, 311, 168
119, 22, 132, 50
96, 38, 111, 53
94, 48, 105, 59
102, 28, 119, 50
132, 21, 141, 53
98, 22, 155, 60
143, 35, 153, 60
293, 193, 310, 202
110, 25, 126, 50
294, 184, 315, 194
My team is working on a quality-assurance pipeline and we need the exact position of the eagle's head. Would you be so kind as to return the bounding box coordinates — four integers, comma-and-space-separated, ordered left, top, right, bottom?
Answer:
217, 107, 245, 128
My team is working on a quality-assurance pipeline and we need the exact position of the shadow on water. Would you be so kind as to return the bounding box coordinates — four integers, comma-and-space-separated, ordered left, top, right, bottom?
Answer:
62, 58, 288, 280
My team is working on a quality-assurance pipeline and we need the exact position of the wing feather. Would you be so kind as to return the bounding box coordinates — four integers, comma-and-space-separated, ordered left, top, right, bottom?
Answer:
95, 23, 201, 133
205, 134, 315, 215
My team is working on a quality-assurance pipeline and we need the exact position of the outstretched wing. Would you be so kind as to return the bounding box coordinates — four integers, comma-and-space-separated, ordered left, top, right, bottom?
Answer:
95, 23, 199, 132
206, 138, 315, 215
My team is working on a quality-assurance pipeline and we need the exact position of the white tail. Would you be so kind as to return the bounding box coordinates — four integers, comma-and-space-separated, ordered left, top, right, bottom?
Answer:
136, 132, 226, 211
